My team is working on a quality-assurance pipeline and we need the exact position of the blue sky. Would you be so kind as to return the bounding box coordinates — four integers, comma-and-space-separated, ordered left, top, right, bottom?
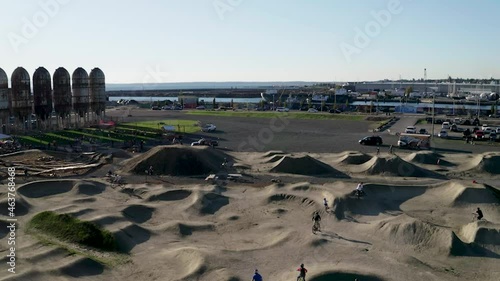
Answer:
0, 0, 499, 83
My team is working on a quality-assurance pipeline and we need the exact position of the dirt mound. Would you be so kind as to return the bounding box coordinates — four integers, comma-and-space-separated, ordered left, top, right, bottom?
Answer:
121, 205, 155, 223
338, 151, 372, 165
265, 154, 286, 163
73, 181, 105, 196
147, 190, 193, 202
358, 156, 444, 178
113, 224, 152, 253
374, 215, 452, 254
472, 153, 500, 174
18, 180, 74, 198
270, 155, 347, 176
0, 196, 31, 216
160, 221, 216, 236
0, 219, 9, 239
451, 186, 499, 206
199, 193, 229, 215
332, 183, 429, 219
58, 257, 104, 277
449, 231, 500, 258
460, 221, 500, 245
421, 181, 500, 206
160, 247, 207, 280
310, 272, 386, 281
122, 146, 230, 176
267, 193, 315, 206
262, 150, 286, 158
110, 149, 133, 159
405, 151, 454, 166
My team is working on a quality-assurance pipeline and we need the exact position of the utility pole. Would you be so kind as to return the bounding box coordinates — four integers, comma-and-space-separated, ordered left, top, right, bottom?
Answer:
428, 68, 435, 140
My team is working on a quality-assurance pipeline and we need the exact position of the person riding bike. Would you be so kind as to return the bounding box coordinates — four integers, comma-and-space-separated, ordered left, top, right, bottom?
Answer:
297, 263, 308, 281
252, 269, 263, 281
474, 207, 484, 221
312, 211, 321, 232
355, 182, 365, 198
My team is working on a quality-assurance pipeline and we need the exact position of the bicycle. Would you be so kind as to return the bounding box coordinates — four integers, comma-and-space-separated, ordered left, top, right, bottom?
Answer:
312, 221, 321, 234
472, 213, 483, 222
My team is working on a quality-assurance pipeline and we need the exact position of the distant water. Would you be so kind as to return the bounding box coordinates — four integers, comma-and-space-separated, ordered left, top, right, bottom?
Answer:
109, 96, 263, 103
106, 81, 321, 91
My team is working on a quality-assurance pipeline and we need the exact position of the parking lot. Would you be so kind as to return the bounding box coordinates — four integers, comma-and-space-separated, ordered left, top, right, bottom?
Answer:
107, 108, 500, 154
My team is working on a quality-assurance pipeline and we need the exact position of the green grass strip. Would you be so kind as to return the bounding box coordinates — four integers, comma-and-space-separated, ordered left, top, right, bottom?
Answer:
65, 130, 123, 142
186, 110, 365, 121
121, 119, 200, 133
28, 211, 117, 252
17, 136, 49, 145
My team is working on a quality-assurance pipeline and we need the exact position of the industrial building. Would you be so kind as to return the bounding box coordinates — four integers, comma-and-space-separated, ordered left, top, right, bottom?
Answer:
0, 66, 105, 133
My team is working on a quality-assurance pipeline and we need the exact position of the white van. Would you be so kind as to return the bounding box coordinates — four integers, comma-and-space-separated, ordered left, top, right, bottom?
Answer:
275, 107, 289, 112
442, 122, 450, 129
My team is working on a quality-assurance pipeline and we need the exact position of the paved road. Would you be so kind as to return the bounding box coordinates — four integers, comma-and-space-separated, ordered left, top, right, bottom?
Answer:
106, 108, 499, 154
387, 115, 421, 135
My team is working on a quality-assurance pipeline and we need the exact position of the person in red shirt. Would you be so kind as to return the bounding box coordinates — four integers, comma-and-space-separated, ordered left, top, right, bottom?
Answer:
296, 263, 307, 280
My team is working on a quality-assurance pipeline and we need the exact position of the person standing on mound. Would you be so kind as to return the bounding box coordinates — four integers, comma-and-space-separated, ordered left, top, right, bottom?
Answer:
475, 207, 483, 220
252, 269, 263, 281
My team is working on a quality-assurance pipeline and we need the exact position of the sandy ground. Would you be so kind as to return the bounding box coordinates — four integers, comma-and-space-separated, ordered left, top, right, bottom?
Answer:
0, 144, 499, 281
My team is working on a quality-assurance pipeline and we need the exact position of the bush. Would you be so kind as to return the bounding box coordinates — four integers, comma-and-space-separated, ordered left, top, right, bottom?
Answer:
29, 211, 116, 251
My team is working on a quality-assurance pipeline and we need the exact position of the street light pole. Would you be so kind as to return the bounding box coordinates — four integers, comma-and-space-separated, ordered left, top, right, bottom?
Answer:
431, 92, 435, 139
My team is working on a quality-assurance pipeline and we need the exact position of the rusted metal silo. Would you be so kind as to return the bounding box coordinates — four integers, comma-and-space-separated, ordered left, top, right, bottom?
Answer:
89, 68, 106, 117
0, 68, 9, 111
10, 67, 32, 121
53, 67, 72, 118
33, 67, 53, 121
0, 68, 9, 132
72, 68, 89, 118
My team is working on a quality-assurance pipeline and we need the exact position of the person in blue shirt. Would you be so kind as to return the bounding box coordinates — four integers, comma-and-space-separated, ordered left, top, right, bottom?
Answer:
252, 269, 263, 281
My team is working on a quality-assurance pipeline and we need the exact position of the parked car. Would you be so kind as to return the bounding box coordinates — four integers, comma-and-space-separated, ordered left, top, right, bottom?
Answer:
201, 124, 216, 132
359, 136, 383, 146
196, 105, 206, 110
483, 127, 493, 134
405, 126, 417, 134
191, 138, 218, 146
474, 130, 485, 140
418, 128, 428, 134
276, 107, 289, 112
151, 106, 160, 110
307, 108, 319, 113
489, 132, 497, 141
438, 130, 448, 138
441, 122, 450, 130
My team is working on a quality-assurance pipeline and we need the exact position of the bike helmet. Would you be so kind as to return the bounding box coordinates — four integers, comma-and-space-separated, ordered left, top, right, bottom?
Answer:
300, 263, 304, 267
